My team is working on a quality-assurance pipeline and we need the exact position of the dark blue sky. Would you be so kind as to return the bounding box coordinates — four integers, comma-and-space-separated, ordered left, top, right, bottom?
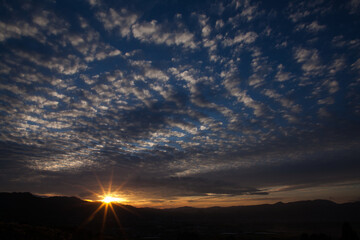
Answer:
0, 0, 360, 207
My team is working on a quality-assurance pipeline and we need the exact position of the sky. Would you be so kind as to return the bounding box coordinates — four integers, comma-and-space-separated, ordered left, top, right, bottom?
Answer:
0, 0, 360, 208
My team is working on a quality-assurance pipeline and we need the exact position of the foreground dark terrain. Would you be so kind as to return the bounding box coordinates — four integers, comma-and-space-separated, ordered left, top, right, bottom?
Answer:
0, 193, 359, 240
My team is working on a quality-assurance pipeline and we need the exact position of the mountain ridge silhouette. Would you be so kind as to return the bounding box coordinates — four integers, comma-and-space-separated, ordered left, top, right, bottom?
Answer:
1, 192, 359, 221
1, 192, 359, 240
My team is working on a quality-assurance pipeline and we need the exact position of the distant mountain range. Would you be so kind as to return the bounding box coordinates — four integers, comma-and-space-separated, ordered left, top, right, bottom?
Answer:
0, 192, 359, 240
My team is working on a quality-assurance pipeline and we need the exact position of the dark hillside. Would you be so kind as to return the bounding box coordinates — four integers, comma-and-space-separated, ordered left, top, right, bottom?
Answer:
0, 192, 359, 240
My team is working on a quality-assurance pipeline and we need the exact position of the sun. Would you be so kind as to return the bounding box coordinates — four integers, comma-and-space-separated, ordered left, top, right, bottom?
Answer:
102, 196, 117, 203
102, 195, 124, 204
79, 172, 133, 236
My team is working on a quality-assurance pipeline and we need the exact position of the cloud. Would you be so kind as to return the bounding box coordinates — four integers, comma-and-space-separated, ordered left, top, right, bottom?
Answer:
294, 47, 324, 76
296, 21, 326, 32
318, 107, 330, 118
11, 50, 87, 75
0, 9, 68, 43
275, 64, 292, 82
215, 19, 224, 29
263, 89, 301, 113
197, 14, 211, 38
203, 149, 360, 192
96, 8, 139, 37
351, 58, 360, 71
228, 0, 262, 22
63, 18, 122, 62
95, 6, 197, 49
129, 60, 169, 82
287, 1, 328, 23
223, 31, 258, 46
326, 80, 339, 94
247, 48, 272, 88
158, 121, 360, 197
318, 97, 334, 105
289, 10, 311, 22
87, 0, 101, 7
348, 0, 360, 14
0, 0, 359, 204
306, 21, 326, 32
0, 20, 40, 42
125, 176, 267, 197
131, 20, 197, 49
329, 57, 345, 75
222, 76, 265, 117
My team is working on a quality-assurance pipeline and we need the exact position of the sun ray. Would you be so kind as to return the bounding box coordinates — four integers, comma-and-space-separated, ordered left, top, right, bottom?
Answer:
112, 177, 129, 194
95, 174, 106, 196
79, 202, 105, 228
113, 202, 138, 216
109, 203, 129, 238
101, 203, 108, 233
107, 170, 113, 195
78, 173, 134, 238
109, 203, 124, 229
